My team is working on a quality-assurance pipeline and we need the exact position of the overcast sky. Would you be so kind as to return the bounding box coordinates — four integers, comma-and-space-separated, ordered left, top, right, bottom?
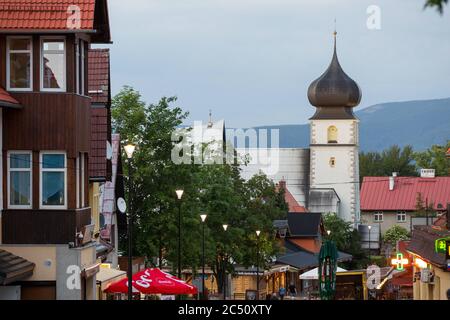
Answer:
100, 0, 450, 127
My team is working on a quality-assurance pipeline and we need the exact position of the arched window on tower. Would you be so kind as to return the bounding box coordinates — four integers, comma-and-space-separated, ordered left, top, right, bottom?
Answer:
327, 126, 338, 143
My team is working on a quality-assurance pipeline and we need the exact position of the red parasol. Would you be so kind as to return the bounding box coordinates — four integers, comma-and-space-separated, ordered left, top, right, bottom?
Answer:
104, 268, 198, 295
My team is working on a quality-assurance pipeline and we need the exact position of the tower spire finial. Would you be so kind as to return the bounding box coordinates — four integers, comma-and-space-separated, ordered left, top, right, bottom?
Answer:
333, 19, 337, 50
208, 109, 213, 127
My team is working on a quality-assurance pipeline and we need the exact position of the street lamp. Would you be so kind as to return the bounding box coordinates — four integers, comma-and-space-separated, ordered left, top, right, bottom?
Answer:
256, 230, 261, 300
327, 230, 331, 236
368, 225, 372, 263
200, 214, 208, 300
124, 143, 135, 301
222, 224, 228, 300
176, 190, 184, 280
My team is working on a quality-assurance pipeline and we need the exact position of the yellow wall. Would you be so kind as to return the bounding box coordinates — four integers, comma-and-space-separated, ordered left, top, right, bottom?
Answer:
413, 265, 450, 300
0, 245, 57, 281
89, 183, 101, 235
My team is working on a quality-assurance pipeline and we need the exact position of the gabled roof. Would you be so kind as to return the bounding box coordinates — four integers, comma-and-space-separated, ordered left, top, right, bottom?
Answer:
89, 107, 110, 181
287, 212, 322, 237
0, 87, 21, 108
0, 249, 35, 285
361, 176, 450, 211
0, 0, 111, 43
407, 225, 450, 268
277, 180, 307, 213
88, 48, 110, 104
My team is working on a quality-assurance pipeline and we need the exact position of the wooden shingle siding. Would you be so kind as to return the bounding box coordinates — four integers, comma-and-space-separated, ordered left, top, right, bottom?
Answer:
2, 208, 91, 245
3, 93, 91, 157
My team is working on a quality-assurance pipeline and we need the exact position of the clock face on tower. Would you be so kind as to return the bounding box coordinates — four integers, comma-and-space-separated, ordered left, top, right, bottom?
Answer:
327, 126, 338, 143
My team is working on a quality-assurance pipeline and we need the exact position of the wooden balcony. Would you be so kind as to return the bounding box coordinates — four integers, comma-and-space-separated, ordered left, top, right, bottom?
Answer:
1, 208, 91, 245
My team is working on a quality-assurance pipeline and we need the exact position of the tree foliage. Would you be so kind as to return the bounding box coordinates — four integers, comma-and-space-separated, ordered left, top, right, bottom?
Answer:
322, 213, 367, 269
414, 141, 450, 176
425, 0, 448, 13
383, 226, 410, 246
360, 145, 417, 181
111, 86, 287, 293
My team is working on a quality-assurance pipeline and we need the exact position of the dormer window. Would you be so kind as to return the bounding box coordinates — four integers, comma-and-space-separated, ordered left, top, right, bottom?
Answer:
7, 37, 33, 91
41, 37, 66, 92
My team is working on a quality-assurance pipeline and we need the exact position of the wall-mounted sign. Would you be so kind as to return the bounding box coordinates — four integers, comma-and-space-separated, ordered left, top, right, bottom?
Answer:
391, 253, 409, 271
435, 238, 449, 254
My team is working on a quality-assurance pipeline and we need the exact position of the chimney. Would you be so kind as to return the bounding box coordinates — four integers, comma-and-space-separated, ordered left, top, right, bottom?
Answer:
279, 180, 287, 191
389, 173, 396, 191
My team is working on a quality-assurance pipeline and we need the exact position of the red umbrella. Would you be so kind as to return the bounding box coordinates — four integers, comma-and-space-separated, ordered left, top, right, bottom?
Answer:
104, 268, 198, 295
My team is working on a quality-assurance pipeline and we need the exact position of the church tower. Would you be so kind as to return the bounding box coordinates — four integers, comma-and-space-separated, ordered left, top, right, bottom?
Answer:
307, 32, 361, 225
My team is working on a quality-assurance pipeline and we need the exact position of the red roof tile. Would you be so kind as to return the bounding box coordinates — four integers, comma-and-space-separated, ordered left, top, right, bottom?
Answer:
277, 180, 308, 213
0, 0, 96, 30
88, 48, 110, 104
361, 176, 450, 211
0, 86, 21, 107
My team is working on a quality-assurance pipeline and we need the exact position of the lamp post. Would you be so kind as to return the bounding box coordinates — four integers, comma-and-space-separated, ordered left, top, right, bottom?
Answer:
368, 225, 372, 263
256, 230, 261, 300
124, 143, 136, 301
175, 190, 184, 280
222, 224, 228, 300
200, 214, 208, 300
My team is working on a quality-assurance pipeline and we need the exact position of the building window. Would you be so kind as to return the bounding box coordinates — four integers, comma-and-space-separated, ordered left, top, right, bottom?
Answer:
397, 211, 407, 223
329, 157, 336, 167
41, 38, 66, 92
40, 152, 67, 209
327, 126, 338, 143
8, 152, 32, 208
374, 211, 383, 222
7, 37, 33, 91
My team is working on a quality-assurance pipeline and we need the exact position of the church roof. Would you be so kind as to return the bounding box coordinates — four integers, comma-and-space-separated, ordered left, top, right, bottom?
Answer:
307, 32, 361, 119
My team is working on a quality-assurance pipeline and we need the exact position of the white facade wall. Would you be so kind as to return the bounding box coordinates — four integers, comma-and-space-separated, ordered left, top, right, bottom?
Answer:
237, 148, 310, 207
310, 119, 360, 225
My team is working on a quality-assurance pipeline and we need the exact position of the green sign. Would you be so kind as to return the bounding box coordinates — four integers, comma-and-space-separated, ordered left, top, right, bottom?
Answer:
435, 238, 450, 254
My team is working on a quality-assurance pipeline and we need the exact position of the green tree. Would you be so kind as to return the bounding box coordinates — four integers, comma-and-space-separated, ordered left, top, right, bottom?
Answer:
425, 0, 448, 13
322, 213, 367, 269
359, 145, 417, 182
112, 86, 287, 293
414, 141, 450, 176
383, 226, 410, 246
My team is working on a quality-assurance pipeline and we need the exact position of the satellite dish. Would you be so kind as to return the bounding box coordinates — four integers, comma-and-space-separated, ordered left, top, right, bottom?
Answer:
106, 141, 113, 160
117, 197, 127, 213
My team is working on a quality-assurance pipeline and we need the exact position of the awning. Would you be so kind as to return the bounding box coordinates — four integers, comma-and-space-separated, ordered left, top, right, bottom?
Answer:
299, 267, 347, 280
265, 265, 299, 276
104, 268, 197, 295
0, 249, 35, 285
0, 87, 22, 109
96, 267, 127, 292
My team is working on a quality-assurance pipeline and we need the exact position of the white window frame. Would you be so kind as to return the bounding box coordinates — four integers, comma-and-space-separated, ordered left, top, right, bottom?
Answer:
7, 151, 33, 209
81, 152, 85, 207
76, 155, 80, 208
40, 36, 66, 92
6, 36, 33, 92
397, 211, 407, 223
373, 211, 383, 222
39, 151, 67, 210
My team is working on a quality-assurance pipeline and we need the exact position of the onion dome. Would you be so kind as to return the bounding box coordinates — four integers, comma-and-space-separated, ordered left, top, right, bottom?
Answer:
307, 32, 361, 119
